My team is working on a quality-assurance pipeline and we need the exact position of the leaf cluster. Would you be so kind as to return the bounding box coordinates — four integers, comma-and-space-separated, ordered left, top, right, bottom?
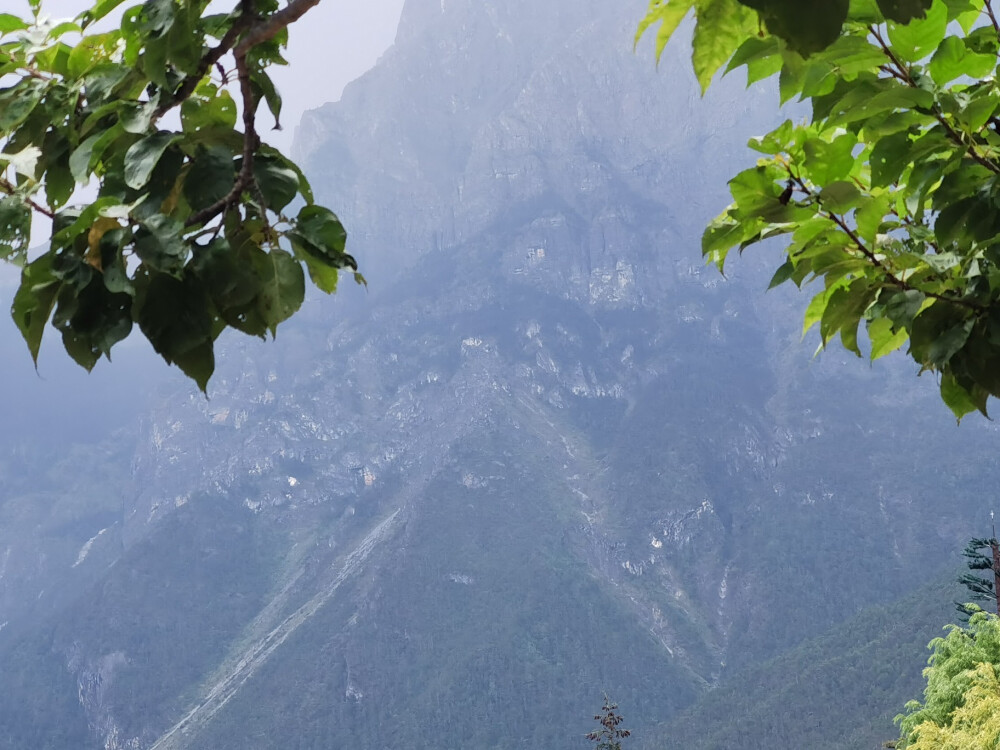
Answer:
896, 610, 1000, 747
638, 0, 1000, 419
0, 0, 360, 389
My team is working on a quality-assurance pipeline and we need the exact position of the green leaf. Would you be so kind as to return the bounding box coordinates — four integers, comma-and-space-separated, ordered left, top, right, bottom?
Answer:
51, 268, 133, 368
876, 0, 932, 22
819, 181, 861, 212
250, 68, 283, 130
868, 316, 909, 359
802, 133, 856, 183
135, 269, 215, 390
740, 0, 850, 56
887, 0, 947, 62
0, 14, 29, 33
124, 132, 179, 190
120, 99, 157, 134
691, 0, 756, 93
11, 253, 62, 365
940, 371, 981, 420
290, 205, 349, 263
134, 214, 189, 276
870, 130, 911, 187
184, 146, 236, 212
820, 280, 874, 354
253, 248, 305, 335
928, 35, 997, 85
0, 79, 47, 131
180, 82, 238, 132
253, 153, 299, 212
635, 0, 696, 62
910, 301, 973, 367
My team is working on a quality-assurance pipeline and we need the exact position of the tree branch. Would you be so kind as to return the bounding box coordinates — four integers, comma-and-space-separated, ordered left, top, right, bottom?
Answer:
234, 0, 323, 55
152, 11, 255, 121
185, 52, 259, 228
788, 172, 985, 313
985, 0, 1000, 40
0, 178, 55, 219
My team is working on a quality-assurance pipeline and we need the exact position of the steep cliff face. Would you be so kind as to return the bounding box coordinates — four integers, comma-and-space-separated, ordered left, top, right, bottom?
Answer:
2, 0, 1000, 748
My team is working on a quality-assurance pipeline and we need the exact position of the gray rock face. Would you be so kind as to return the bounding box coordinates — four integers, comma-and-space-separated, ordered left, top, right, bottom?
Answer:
2, 0, 1000, 748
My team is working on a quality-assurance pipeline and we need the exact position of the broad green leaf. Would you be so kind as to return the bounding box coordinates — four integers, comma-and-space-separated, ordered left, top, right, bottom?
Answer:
803, 132, 857, 183
0, 79, 47, 131
870, 130, 911, 187
189, 237, 263, 327
928, 35, 997, 85
876, 0, 932, 22
821, 280, 874, 354
11, 253, 62, 364
741, 0, 850, 56
635, 0, 695, 61
819, 180, 861, 211
181, 83, 238, 132
691, 0, 756, 93
301, 256, 339, 294
51, 271, 132, 368
804, 279, 849, 335
910, 301, 973, 367
184, 146, 236, 212
291, 205, 349, 261
940, 371, 981, 420
134, 214, 189, 276
253, 154, 299, 212
134, 269, 214, 390
250, 69, 283, 130
0, 14, 29, 33
124, 131, 179, 190
854, 192, 892, 242
768, 260, 795, 289
887, 0, 947, 62
868, 316, 909, 359
121, 100, 157, 134
253, 248, 305, 335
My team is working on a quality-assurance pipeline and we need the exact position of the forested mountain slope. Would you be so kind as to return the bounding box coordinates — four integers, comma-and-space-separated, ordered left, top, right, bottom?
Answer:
0, 0, 997, 748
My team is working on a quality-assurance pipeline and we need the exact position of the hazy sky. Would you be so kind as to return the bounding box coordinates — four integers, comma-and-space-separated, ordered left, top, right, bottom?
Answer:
38, 0, 406, 151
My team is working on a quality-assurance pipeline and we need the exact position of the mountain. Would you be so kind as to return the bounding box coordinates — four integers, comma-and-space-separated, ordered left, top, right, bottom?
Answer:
1, 0, 999, 748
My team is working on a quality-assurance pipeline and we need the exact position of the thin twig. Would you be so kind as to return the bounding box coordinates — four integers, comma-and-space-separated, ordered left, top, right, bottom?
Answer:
985, 0, 1000, 39
152, 10, 254, 120
0, 178, 55, 218
788, 172, 984, 312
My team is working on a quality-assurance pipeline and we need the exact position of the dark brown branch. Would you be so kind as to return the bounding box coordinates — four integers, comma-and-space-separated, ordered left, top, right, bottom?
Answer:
185, 52, 259, 228
985, 0, 1000, 40
869, 25, 914, 85
153, 11, 255, 120
234, 0, 323, 55
788, 172, 985, 312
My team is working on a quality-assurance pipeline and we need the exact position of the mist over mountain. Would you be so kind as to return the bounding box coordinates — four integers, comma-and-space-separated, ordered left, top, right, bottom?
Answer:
0, 0, 997, 748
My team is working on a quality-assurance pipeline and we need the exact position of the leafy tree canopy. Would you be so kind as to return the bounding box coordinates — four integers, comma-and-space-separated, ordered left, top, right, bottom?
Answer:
639, 0, 1000, 419
0, 0, 360, 390
896, 610, 1000, 748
